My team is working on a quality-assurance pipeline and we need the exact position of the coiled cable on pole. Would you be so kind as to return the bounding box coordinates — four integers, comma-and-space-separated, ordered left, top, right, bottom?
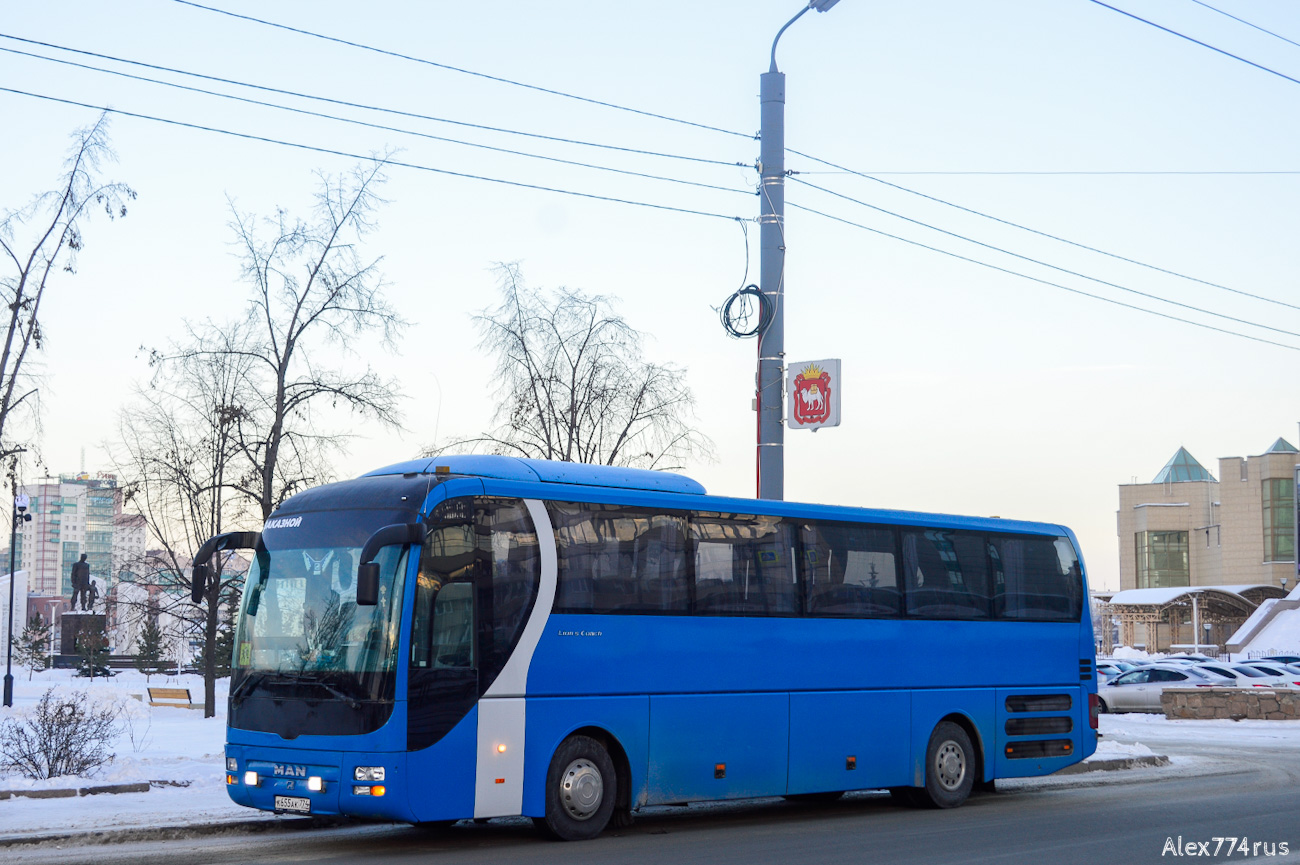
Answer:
719, 284, 772, 339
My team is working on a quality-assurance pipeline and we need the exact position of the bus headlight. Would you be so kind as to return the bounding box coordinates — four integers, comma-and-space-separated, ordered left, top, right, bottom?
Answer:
226, 757, 238, 772
354, 766, 385, 782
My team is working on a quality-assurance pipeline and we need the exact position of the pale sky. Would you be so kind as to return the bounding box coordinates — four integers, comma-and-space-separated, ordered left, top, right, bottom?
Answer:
2, 0, 1299, 591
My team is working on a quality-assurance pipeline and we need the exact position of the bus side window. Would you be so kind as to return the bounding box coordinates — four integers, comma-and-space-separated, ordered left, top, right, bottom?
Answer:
548, 502, 689, 614
989, 534, 1082, 621
690, 513, 796, 616
902, 530, 990, 619
801, 521, 901, 618
427, 582, 475, 668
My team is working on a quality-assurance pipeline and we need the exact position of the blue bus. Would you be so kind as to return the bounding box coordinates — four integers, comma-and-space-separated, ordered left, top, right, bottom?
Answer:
194, 456, 1098, 841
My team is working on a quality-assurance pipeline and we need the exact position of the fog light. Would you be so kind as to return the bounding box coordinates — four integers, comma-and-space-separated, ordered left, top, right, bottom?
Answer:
354, 766, 385, 782
244, 771, 259, 787
307, 776, 323, 792
354, 785, 372, 796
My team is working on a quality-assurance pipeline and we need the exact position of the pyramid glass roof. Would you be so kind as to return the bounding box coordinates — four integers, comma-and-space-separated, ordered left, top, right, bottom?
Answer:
1264, 437, 1298, 454
1151, 447, 1216, 483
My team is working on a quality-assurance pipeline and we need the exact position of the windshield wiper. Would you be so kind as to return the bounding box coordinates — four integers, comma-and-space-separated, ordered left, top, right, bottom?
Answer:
289, 671, 364, 709
229, 673, 261, 706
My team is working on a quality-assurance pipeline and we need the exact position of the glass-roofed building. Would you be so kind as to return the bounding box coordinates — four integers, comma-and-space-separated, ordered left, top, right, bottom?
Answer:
1117, 439, 1298, 593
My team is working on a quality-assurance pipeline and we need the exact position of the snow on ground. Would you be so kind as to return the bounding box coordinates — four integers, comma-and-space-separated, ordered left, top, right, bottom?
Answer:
0, 667, 282, 838
2, 669, 1299, 840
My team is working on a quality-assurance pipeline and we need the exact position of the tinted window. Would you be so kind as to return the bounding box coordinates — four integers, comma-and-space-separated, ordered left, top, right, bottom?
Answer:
548, 502, 689, 614
988, 534, 1084, 621
801, 521, 901, 617
902, 529, 989, 619
691, 512, 797, 615
409, 497, 539, 691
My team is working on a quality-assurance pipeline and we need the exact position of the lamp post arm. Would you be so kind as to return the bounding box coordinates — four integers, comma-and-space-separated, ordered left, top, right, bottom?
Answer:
769, 5, 811, 73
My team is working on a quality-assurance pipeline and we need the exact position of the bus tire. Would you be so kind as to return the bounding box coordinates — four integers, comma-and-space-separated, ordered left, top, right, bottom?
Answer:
535, 735, 617, 841
921, 721, 975, 809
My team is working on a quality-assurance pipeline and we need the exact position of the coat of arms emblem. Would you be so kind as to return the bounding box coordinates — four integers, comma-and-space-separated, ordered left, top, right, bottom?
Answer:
791, 362, 832, 426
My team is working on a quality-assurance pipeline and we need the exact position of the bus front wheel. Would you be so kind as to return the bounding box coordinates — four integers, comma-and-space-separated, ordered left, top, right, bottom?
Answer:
535, 735, 617, 841
921, 721, 975, 809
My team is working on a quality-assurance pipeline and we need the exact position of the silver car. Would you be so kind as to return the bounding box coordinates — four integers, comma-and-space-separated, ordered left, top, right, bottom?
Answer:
1098, 663, 1230, 713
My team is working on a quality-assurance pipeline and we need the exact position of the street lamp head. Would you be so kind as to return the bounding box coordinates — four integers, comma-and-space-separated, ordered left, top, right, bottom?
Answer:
810, 0, 841, 11
14, 494, 28, 513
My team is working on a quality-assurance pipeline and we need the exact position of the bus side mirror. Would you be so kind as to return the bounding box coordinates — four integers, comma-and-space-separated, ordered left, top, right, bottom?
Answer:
357, 563, 380, 606
191, 563, 209, 603
356, 522, 424, 607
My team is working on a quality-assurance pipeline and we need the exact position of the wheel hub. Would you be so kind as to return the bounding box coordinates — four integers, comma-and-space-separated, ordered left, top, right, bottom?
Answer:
935, 741, 966, 791
560, 758, 604, 820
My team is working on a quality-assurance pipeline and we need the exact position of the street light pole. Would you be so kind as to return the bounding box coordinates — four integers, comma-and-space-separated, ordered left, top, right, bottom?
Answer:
757, 0, 840, 500
4, 492, 30, 708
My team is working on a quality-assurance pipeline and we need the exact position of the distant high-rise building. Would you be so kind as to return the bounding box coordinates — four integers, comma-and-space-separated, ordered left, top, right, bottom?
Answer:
12, 472, 143, 600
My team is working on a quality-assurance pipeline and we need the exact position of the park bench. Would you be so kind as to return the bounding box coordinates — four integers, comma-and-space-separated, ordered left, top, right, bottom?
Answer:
147, 687, 202, 709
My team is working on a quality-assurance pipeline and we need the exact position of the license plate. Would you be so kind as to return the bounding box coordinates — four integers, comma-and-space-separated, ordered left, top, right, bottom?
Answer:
275, 795, 311, 813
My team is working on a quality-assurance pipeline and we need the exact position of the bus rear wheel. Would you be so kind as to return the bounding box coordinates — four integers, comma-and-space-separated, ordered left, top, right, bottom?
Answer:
535, 735, 617, 841
921, 721, 975, 809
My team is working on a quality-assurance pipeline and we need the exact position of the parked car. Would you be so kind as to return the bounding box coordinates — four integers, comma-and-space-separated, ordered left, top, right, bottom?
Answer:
1096, 661, 1137, 683
1235, 662, 1300, 688
1192, 663, 1288, 687
1098, 664, 1231, 713
1261, 655, 1300, 666
75, 665, 117, 678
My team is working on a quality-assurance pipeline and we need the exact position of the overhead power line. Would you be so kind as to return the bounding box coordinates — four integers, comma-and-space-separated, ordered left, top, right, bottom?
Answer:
166, 0, 754, 141
0, 34, 741, 170
1188, 0, 1300, 52
0, 86, 745, 223
790, 176, 1300, 339
1087, 0, 1300, 88
786, 199, 1300, 353
788, 149, 1300, 313
0, 44, 750, 198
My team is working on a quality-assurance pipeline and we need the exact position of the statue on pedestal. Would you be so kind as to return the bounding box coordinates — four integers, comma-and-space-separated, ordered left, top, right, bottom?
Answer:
70, 553, 91, 611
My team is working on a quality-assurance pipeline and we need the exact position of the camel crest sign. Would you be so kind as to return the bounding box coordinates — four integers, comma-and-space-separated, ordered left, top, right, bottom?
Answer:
787, 358, 840, 431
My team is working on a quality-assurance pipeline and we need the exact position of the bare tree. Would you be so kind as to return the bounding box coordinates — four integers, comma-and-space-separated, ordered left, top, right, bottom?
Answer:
428, 263, 712, 470
0, 114, 134, 461
223, 159, 406, 519
114, 328, 256, 716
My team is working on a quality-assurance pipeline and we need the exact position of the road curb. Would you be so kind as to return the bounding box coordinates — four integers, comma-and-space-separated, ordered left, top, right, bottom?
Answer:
0, 813, 361, 848
1054, 755, 1170, 775
0, 782, 152, 800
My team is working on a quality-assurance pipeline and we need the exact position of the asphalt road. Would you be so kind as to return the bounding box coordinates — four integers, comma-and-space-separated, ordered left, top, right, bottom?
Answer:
9, 742, 1300, 865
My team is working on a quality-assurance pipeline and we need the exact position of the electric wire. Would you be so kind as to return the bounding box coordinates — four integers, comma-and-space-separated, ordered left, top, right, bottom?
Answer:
165, 0, 755, 141
0, 34, 741, 170
790, 176, 1300, 339
1188, 0, 1300, 52
788, 169, 1300, 176
0, 43, 750, 198
786, 199, 1300, 352
0, 86, 746, 223
788, 149, 1300, 312
1087, 0, 1300, 88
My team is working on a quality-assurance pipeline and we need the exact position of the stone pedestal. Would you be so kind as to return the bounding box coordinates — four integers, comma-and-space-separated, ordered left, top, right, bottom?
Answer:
60, 613, 106, 654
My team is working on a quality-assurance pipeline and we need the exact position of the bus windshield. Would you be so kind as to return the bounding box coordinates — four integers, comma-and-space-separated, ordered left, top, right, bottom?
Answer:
231, 508, 412, 706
